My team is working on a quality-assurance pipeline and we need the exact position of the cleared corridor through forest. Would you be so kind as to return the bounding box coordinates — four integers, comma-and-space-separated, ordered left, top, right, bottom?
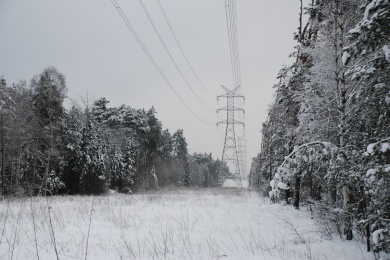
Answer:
0, 188, 371, 259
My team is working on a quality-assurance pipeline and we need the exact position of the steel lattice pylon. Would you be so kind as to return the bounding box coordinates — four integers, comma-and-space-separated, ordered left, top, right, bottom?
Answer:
237, 135, 247, 180
217, 85, 244, 187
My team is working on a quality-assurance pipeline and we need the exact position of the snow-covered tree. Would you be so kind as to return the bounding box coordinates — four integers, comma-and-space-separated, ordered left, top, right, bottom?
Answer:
62, 105, 84, 194
259, 0, 383, 244
92, 97, 110, 124
79, 108, 108, 195
158, 129, 173, 160
172, 129, 190, 186
31, 67, 67, 195
363, 139, 390, 254
0, 78, 15, 195
110, 138, 136, 192
342, 0, 390, 251
172, 129, 188, 159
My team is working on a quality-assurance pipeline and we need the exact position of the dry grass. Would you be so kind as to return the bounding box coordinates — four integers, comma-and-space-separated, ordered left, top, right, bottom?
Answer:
0, 188, 372, 260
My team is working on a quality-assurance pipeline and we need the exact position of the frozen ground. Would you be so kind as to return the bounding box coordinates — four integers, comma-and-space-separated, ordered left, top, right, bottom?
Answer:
0, 188, 373, 260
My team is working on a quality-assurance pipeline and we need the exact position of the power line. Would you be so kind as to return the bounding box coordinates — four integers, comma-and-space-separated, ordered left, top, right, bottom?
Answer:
138, 0, 214, 111
178, 0, 220, 87
219, 0, 247, 181
225, 0, 244, 125
225, 0, 243, 90
110, 0, 213, 125
156, 0, 216, 99
225, 1, 236, 87
225, 0, 237, 87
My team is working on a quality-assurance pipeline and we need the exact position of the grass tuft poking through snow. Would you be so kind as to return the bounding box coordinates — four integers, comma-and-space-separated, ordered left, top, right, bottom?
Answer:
0, 189, 372, 259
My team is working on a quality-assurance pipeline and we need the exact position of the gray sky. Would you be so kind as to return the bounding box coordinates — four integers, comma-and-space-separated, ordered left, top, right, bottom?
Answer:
0, 0, 302, 176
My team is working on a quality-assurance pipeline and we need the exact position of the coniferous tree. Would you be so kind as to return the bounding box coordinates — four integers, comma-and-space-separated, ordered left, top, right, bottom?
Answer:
1, 71, 218, 194
7, 82, 39, 195
0, 78, 15, 195
344, 0, 390, 251
62, 105, 83, 194
254, 0, 390, 253
79, 108, 107, 194
172, 129, 188, 160
123, 139, 137, 180
31, 67, 67, 195
158, 129, 173, 160
188, 153, 221, 187
172, 129, 190, 186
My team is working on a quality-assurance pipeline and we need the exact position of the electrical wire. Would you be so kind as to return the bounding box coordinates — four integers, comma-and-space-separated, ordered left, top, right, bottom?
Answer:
156, 0, 216, 99
110, 0, 213, 125
223, 0, 247, 175
224, 0, 245, 125
225, 0, 237, 88
178, 0, 220, 87
225, 0, 241, 87
138, 0, 215, 111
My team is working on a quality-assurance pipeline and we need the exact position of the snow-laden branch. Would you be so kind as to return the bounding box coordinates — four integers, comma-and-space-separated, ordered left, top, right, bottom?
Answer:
278, 141, 337, 170
366, 137, 390, 155
269, 141, 340, 198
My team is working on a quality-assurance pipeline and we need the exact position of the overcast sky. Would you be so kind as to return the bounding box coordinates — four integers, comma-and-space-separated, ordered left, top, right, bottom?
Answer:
0, 0, 303, 177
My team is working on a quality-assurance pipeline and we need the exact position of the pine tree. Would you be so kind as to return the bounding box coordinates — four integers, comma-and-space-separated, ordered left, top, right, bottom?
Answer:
344, 0, 390, 251
62, 106, 83, 194
31, 67, 67, 195
172, 129, 190, 186
0, 78, 14, 195
172, 129, 188, 160
158, 129, 173, 160
146, 107, 162, 155
92, 97, 110, 124
122, 139, 136, 188
6, 81, 38, 195
79, 108, 107, 195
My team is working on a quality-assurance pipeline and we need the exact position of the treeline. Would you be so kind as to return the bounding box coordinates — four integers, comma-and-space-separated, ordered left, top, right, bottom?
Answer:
0, 67, 224, 196
250, 0, 389, 256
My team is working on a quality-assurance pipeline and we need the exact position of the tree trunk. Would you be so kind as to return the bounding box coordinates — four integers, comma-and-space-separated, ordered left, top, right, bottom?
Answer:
285, 185, 291, 204
327, 170, 337, 206
308, 163, 313, 199
293, 172, 301, 209
333, 0, 353, 240
342, 185, 353, 239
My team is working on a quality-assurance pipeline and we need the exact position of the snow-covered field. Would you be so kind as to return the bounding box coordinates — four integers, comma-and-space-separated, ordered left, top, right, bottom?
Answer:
0, 188, 372, 260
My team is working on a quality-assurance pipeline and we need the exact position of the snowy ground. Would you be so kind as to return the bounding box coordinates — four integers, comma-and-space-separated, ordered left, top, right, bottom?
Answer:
222, 179, 249, 188
0, 188, 373, 260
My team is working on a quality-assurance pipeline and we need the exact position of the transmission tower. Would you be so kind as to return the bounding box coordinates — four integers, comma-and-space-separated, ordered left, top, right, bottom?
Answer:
237, 135, 247, 180
217, 85, 244, 187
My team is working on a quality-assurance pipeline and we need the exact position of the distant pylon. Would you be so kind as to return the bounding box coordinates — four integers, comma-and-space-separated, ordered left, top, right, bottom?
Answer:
217, 85, 244, 187
237, 135, 247, 180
